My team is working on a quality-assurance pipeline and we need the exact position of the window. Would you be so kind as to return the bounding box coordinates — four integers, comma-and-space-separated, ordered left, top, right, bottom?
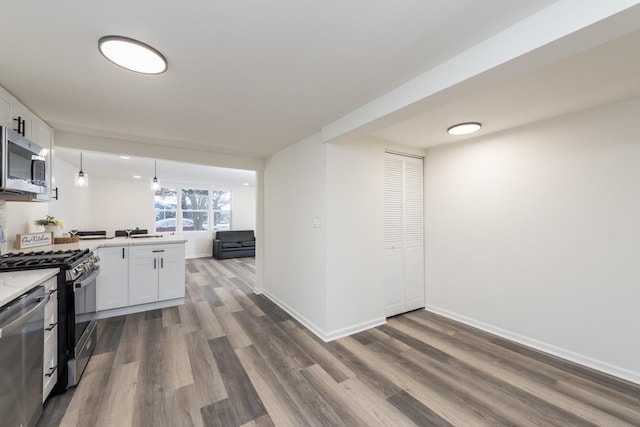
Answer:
154, 186, 232, 233
212, 190, 231, 231
181, 189, 208, 231
154, 188, 177, 232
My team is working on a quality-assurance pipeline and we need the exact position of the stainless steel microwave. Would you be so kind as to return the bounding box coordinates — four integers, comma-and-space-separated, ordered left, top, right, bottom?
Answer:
0, 126, 48, 195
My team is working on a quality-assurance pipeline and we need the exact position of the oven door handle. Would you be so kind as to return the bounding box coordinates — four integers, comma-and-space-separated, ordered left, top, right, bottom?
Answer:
0, 293, 50, 338
73, 267, 100, 289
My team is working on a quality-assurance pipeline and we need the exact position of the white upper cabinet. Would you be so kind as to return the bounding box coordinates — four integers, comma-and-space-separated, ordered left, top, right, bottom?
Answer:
0, 84, 53, 143
11, 104, 35, 139
0, 83, 54, 201
35, 121, 52, 148
0, 92, 11, 128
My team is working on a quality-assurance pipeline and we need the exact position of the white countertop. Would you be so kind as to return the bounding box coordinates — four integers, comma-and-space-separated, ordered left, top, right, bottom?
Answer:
10, 236, 187, 253
0, 268, 59, 307
0, 237, 186, 306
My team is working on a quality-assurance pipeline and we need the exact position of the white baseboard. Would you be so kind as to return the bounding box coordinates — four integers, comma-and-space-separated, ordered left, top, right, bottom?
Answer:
262, 290, 385, 342
187, 253, 211, 259
424, 304, 640, 385
323, 317, 387, 342
262, 290, 329, 340
97, 298, 184, 319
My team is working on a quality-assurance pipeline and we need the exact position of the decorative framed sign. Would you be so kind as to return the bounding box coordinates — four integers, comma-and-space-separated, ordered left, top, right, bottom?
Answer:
16, 232, 53, 250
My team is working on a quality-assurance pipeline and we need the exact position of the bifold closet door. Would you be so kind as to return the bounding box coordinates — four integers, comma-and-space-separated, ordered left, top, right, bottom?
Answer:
384, 153, 424, 317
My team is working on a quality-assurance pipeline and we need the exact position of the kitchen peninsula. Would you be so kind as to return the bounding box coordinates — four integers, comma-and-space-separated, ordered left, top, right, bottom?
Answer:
14, 236, 188, 319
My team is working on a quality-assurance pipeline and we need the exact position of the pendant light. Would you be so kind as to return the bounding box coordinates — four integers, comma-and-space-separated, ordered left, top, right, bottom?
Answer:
151, 160, 161, 191
74, 152, 89, 187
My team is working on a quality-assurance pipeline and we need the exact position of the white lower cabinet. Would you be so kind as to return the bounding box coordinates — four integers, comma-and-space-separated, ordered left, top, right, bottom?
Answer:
128, 255, 159, 305
42, 276, 58, 401
158, 252, 185, 300
129, 244, 186, 305
97, 243, 185, 312
96, 246, 129, 311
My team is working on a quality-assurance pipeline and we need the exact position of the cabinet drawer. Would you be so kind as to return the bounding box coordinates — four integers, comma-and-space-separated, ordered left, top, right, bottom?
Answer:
43, 275, 57, 291
43, 345, 58, 401
44, 321, 57, 348
129, 244, 184, 259
44, 296, 58, 347
44, 294, 57, 323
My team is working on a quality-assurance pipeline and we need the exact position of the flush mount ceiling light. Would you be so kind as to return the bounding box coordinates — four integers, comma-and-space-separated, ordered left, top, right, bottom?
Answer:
98, 36, 167, 74
447, 122, 482, 135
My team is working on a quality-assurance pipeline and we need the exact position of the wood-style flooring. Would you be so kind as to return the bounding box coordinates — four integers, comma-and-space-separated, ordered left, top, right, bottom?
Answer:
39, 257, 640, 426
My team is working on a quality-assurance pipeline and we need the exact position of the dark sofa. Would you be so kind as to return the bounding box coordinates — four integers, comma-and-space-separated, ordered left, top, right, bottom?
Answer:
213, 230, 255, 259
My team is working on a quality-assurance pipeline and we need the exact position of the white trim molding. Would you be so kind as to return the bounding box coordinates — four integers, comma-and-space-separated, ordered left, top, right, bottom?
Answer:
424, 304, 640, 386
262, 290, 385, 342
323, 317, 387, 342
97, 298, 184, 319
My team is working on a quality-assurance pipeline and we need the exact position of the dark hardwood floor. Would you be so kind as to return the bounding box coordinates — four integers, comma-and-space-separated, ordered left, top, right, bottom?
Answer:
39, 257, 640, 426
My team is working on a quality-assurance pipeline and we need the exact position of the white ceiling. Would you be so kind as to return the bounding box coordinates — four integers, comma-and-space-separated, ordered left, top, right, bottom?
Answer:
55, 148, 256, 188
0, 0, 558, 159
373, 27, 640, 148
1, 0, 639, 171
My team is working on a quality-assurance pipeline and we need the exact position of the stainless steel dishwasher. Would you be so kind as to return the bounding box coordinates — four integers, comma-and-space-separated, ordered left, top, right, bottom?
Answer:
0, 285, 49, 427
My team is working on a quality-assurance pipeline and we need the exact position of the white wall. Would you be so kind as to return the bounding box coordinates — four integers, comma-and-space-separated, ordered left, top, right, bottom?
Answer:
231, 186, 257, 231
264, 133, 328, 334
50, 155, 93, 231
88, 177, 156, 233
263, 133, 427, 340
325, 140, 385, 337
2, 201, 49, 251
324, 139, 427, 338
424, 97, 640, 382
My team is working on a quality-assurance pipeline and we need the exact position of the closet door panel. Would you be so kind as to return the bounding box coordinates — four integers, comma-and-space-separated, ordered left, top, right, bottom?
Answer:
384, 248, 404, 317
403, 159, 423, 248
404, 246, 425, 311
383, 152, 425, 317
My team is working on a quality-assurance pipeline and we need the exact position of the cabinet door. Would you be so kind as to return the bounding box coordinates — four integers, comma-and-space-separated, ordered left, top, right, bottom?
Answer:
0, 92, 11, 128
43, 343, 58, 401
11, 104, 34, 139
35, 122, 53, 199
97, 247, 129, 310
383, 247, 404, 317
34, 121, 52, 148
128, 255, 158, 305
158, 248, 186, 300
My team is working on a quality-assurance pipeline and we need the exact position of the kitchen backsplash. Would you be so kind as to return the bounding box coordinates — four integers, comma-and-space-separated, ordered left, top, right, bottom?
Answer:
1, 200, 49, 253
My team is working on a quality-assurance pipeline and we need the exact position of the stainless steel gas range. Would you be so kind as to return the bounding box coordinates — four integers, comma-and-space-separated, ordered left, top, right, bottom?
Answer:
0, 249, 100, 393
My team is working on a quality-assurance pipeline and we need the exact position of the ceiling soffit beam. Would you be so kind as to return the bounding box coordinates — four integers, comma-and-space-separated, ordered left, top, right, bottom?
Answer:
55, 131, 265, 171
321, 0, 640, 145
